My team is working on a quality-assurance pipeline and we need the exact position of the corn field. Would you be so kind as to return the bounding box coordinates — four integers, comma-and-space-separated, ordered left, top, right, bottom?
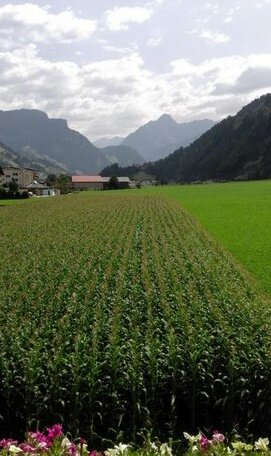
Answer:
0, 194, 271, 445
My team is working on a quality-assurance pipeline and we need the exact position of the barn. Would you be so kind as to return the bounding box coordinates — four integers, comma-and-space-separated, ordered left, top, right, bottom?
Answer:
72, 175, 131, 190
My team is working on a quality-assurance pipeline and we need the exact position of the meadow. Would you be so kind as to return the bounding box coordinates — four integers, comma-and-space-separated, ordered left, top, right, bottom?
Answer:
1, 192, 271, 445
0, 199, 30, 206
147, 180, 271, 295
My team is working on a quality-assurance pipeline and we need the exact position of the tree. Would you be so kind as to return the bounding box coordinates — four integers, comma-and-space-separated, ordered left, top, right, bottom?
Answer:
46, 173, 57, 187
108, 176, 119, 190
0, 165, 4, 175
8, 178, 19, 195
55, 174, 71, 194
0, 186, 6, 199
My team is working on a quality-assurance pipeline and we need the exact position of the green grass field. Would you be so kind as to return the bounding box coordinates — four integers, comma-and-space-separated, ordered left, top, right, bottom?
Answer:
0, 199, 30, 206
141, 180, 271, 295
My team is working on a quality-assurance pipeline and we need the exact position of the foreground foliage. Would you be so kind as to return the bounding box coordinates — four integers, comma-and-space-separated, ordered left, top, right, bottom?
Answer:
1, 426, 271, 456
0, 194, 271, 444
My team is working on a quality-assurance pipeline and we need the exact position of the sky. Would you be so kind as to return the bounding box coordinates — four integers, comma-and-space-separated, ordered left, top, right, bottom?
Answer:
0, 1, 271, 141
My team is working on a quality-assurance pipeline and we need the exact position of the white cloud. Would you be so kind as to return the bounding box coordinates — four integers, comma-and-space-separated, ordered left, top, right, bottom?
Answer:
205, 2, 219, 14
146, 37, 162, 47
201, 29, 230, 43
223, 6, 241, 23
0, 43, 271, 139
104, 6, 153, 32
213, 66, 271, 95
256, 0, 271, 7
101, 45, 129, 54
189, 28, 231, 44
0, 3, 96, 45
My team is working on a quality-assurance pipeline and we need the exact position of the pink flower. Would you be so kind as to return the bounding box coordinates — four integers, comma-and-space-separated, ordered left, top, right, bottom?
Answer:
200, 435, 210, 451
29, 432, 47, 443
0, 439, 18, 448
212, 431, 225, 443
28, 432, 51, 449
46, 424, 63, 441
67, 442, 78, 456
19, 443, 38, 454
37, 441, 51, 450
89, 451, 96, 456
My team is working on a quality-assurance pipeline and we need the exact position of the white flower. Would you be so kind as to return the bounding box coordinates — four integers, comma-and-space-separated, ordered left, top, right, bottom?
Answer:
105, 450, 117, 456
8, 446, 23, 454
160, 443, 172, 456
232, 441, 246, 452
232, 442, 254, 453
183, 432, 201, 445
255, 438, 269, 452
61, 437, 71, 448
114, 443, 130, 454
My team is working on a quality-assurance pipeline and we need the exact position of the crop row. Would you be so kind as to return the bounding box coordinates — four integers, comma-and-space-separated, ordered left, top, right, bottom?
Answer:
0, 194, 271, 445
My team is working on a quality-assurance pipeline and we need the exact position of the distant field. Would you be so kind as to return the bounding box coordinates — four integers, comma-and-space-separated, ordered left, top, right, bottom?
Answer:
143, 180, 271, 295
1, 192, 271, 443
0, 199, 30, 206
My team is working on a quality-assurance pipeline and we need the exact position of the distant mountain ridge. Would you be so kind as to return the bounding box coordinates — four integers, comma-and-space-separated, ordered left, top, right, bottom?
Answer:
0, 110, 147, 173
0, 140, 52, 172
148, 93, 271, 182
102, 93, 271, 183
93, 136, 124, 148
0, 109, 108, 174
102, 145, 145, 166
121, 114, 215, 161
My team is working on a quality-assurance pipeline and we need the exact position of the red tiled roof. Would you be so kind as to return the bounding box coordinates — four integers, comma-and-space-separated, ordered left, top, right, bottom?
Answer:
72, 175, 131, 183
72, 176, 102, 183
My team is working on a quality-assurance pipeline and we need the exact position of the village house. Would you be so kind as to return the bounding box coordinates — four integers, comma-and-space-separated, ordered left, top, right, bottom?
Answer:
0, 166, 39, 188
102, 176, 131, 189
72, 175, 131, 190
27, 180, 60, 196
0, 167, 59, 196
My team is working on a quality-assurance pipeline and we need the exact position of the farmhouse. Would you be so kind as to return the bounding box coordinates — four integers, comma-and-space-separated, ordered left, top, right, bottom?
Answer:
27, 180, 60, 196
0, 166, 39, 188
102, 176, 131, 190
72, 175, 131, 190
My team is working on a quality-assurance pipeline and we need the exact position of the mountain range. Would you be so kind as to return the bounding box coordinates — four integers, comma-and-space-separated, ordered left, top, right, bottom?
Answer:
0, 110, 214, 175
0, 110, 145, 174
93, 136, 124, 148
102, 94, 271, 183
3, 94, 270, 183
0, 109, 106, 174
121, 115, 215, 161
102, 145, 145, 167
94, 116, 215, 161
0, 141, 36, 170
